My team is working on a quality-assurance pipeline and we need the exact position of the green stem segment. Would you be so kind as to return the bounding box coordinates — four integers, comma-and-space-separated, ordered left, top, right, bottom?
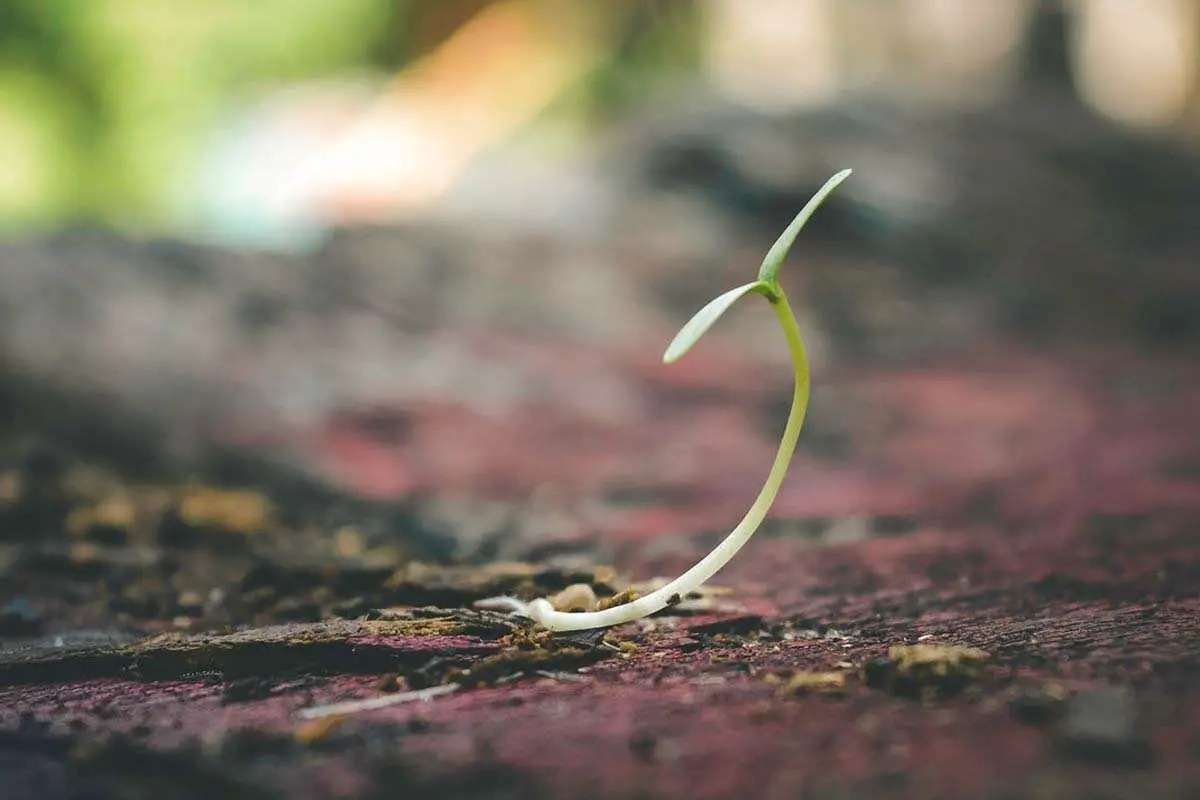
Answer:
526, 287, 810, 632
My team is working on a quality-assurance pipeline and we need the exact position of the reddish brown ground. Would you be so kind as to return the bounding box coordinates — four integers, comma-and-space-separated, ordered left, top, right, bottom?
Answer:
1, 325, 1198, 799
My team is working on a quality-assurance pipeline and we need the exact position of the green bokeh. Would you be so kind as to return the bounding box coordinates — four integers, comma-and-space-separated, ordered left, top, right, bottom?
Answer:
0, 0, 700, 236
0, 0, 399, 232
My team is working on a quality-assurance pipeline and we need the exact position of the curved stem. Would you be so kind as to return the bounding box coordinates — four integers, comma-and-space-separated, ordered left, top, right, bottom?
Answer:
527, 287, 810, 631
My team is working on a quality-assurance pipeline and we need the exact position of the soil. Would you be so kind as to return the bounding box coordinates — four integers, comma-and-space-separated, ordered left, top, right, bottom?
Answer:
1, 330, 1196, 799
2, 83, 1200, 798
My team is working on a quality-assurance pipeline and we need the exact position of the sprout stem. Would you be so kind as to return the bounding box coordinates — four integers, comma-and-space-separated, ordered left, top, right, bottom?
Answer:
525, 288, 810, 632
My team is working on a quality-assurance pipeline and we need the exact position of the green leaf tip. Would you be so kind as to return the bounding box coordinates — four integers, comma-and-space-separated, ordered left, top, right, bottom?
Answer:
662, 167, 852, 366
757, 168, 853, 285
662, 281, 764, 364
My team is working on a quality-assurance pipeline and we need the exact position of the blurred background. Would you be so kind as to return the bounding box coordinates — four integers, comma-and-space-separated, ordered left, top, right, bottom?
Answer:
0, 0, 1197, 581
2, 9, 1200, 796
4, 0, 1200, 243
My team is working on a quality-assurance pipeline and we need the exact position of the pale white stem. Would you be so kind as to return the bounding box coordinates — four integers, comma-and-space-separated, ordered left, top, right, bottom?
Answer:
526, 290, 810, 632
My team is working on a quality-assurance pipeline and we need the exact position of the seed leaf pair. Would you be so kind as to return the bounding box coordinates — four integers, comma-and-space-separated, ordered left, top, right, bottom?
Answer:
663, 167, 853, 366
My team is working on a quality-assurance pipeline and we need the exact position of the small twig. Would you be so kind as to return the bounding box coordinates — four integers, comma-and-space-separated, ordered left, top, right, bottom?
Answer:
297, 683, 459, 720
493, 671, 527, 685
534, 670, 587, 683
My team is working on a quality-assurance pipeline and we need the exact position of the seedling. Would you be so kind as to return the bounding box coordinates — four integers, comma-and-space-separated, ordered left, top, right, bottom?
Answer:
504, 169, 853, 632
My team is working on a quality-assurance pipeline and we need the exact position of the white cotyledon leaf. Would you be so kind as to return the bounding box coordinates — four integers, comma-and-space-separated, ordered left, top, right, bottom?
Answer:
662, 281, 765, 364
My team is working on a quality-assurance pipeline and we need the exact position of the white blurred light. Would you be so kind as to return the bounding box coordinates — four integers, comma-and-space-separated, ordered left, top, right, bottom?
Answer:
1075, 0, 1197, 128
705, 0, 840, 110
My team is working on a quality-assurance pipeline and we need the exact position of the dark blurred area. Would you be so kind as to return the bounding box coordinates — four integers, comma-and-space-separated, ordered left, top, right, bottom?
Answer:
0, 0, 1197, 571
